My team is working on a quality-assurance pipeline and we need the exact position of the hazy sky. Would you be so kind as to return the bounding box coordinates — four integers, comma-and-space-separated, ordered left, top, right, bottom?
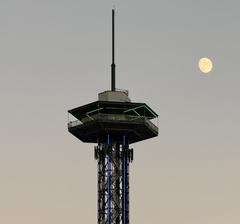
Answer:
1, 1, 240, 224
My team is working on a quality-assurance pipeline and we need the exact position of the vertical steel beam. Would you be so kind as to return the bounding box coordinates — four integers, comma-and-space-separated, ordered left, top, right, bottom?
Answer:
107, 135, 111, 224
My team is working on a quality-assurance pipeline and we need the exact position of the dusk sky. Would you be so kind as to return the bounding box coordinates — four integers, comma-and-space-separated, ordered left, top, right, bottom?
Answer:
0, 1, 240, 223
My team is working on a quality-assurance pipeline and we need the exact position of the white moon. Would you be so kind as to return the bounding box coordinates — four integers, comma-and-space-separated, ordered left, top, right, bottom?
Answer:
198, 57, 213, 73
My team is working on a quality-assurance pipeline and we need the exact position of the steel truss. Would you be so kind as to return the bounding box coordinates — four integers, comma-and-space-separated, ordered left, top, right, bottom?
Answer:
95, 136, 133, 224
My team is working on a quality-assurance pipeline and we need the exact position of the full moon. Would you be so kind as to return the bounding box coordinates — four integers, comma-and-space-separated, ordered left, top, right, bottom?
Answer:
198, 57, 213, 73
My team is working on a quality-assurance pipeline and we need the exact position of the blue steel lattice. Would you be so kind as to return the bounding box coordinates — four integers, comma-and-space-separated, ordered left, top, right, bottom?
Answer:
95, 136, 133, 224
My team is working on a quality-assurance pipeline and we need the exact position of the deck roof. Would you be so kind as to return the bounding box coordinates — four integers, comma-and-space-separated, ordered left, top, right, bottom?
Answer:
68, 101, 158, 121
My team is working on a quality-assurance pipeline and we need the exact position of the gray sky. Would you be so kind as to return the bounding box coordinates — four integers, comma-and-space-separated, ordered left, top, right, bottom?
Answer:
0, 1, 240, 223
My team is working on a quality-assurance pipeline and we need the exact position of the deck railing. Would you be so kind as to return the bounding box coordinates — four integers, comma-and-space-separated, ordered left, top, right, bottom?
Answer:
68, 113, 158, 132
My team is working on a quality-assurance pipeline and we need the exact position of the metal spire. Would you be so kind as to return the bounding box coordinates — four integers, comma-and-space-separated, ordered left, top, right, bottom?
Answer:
111, 9, 116, 91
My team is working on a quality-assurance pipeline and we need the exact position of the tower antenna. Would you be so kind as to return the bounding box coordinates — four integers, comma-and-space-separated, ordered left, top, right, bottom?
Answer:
111, 9, 116, 91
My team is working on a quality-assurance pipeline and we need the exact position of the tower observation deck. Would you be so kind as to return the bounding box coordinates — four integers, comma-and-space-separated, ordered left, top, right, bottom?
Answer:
68, 9, 158, 224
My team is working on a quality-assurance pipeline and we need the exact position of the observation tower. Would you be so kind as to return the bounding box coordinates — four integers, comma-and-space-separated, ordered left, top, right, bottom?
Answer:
68, 9, 158, 224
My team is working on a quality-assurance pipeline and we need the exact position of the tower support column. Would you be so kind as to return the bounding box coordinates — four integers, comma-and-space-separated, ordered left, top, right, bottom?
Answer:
95, 136, 133, 224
